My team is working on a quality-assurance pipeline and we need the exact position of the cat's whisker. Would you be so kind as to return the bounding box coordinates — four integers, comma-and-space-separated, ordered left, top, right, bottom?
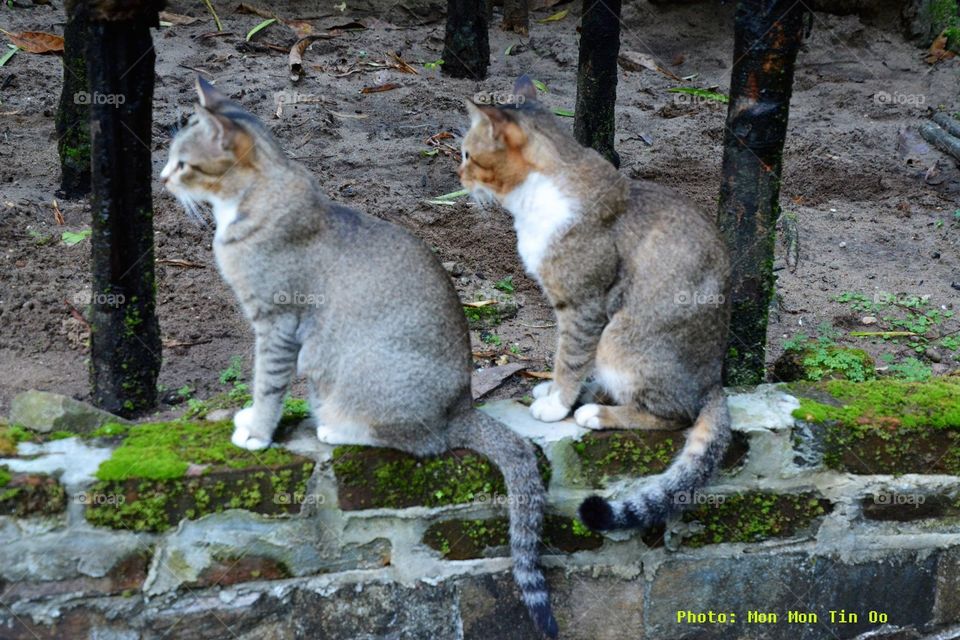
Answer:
177, 194, 208, 226
469, 186, 496, 208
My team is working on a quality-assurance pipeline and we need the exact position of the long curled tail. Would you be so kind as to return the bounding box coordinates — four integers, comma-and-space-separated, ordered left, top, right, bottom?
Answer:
579, 388, 731, 531
449, 409, 558, 639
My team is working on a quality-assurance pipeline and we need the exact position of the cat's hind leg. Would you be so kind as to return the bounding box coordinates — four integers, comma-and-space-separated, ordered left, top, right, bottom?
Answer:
574, 404, 688, 431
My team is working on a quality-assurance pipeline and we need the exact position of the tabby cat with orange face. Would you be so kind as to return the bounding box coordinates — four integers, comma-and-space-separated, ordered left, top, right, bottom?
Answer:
459, 76, 732, 533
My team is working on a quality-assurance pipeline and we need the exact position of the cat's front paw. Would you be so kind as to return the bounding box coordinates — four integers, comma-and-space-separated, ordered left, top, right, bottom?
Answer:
574, 403, 605, 430
531, 381, 555, 399
231, 408, 271, 450
530, 391, 570, 422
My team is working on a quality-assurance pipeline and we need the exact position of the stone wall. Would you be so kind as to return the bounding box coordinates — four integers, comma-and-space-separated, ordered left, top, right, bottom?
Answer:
1, 381, 959, 639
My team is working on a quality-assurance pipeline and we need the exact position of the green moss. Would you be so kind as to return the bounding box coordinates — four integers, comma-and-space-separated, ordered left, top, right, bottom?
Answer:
88, 422, 131, 439
792, 378, 960, 430
423, 514, 604, 559
0, 466, 11, 488
95, 420, 304, 481
332, 445, 549, 510
791, 378, 960, 474
682, 492, 831, 548
573, 431, 681, 487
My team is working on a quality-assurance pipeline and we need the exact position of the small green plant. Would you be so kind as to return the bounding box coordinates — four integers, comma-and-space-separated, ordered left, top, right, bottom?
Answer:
509, 344, 522, 355
494, 276, 515, 294
781, 328, 874, 383
219, 356, 245, 385
887, 357, 933, 382
482, 333, 502, 346
423, 58, 444, 71
176, 385, 193, 399
61, 229, 91, 246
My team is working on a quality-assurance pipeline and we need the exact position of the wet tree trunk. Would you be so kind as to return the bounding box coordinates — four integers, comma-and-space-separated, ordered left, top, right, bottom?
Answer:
55, 0, 91, 198
502, 0, 529, 35
85, 0, 163, 416
443, 0, 490, 79
717, 1, 807, 386
573, 0, 622, 168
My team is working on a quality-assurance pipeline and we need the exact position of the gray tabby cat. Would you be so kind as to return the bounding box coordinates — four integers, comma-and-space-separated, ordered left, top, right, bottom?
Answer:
458, 77, 732, 532
161, 77, 558, 638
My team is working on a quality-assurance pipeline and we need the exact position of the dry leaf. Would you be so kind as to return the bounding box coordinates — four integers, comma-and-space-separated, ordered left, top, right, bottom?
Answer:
925, 31, 956, 64
157, 258, 206, 269
387, 51, 418, 74
360, 82, 400, 94
618, 51, 681, 80
0, 30, 64, 54
463, 300, 497, 308
159, 11, 200, 25
285, 19, 314, 38
289, 33, 342, 81
472, 363, 526, 400
52, 199, 64, 225
235, 2, 274, 19
520, 370, 554, 380
536, 8, 568, 23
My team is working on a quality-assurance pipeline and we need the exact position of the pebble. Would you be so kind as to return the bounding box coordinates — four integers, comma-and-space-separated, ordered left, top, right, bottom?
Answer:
861, 316, 877, 325
839, 241, 847, 248
205, 408, 233, 422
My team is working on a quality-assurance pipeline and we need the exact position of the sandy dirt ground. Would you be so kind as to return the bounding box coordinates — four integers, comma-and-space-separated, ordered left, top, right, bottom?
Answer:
0, 0, 958, 415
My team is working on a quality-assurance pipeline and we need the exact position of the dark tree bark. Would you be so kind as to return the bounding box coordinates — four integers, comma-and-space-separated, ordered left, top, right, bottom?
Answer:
502, 0, 529, 35
55, 0, 91, 198
717, 1, 807, 386
573, 0, 622, 168
443, 0, 490, 79
85, 0, 164, 416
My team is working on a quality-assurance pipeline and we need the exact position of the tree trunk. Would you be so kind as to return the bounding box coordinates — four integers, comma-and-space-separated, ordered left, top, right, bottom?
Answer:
443, 0, 490, 79
573, 0, 622, 168
717, 1, 807, 386
85, 0, 163, 416
55, 0, 91, 198
502, 0, 529, 35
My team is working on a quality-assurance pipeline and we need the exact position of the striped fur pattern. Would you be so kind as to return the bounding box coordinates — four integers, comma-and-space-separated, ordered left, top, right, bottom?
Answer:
162, 77, 557, 637
459, 77, 733, 532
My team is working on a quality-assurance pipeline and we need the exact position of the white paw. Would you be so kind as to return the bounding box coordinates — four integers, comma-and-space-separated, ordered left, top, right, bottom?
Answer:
315, 424, 342, 445
530, 391, 570, 423
532, 381, 555, 399
574, 403, 603, 430
231, 408, 271, 450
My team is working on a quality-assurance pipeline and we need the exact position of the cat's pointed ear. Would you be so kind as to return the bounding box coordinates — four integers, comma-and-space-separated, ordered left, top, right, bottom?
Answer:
195, 75, 226, 111
465, 99, 489, 126
195, 106, 243, 151
514, 74, 537, 103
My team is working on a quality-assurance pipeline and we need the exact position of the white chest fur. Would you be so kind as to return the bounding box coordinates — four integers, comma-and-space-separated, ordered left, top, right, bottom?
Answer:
209, 196, 240, 241
501, 172, 576, 277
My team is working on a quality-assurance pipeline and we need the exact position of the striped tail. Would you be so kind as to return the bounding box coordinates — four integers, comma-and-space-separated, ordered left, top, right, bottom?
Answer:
578, 387, 731, 531
449, 409, 558, 638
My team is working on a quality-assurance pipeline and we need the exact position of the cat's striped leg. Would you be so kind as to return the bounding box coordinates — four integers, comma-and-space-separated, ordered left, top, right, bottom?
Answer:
232, 317, 300, 450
